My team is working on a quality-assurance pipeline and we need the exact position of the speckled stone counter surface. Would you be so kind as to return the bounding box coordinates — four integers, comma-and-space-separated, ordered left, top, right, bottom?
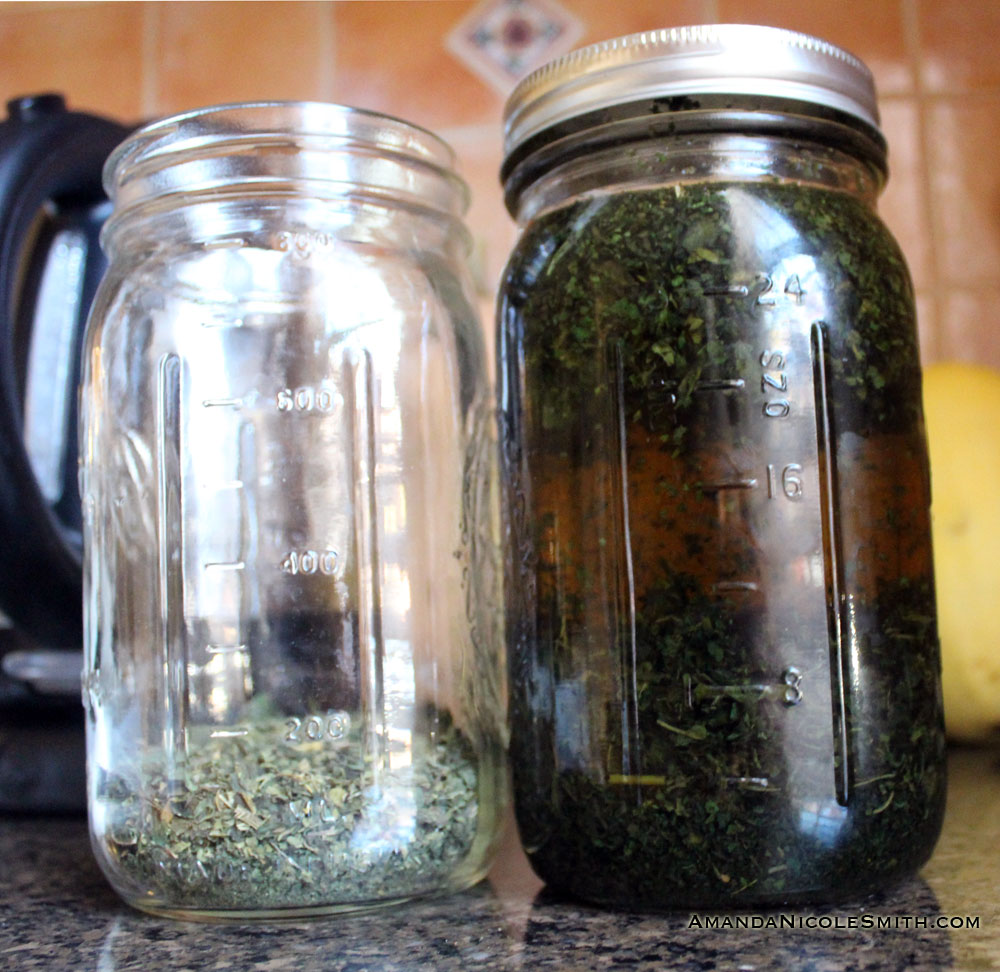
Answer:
2, 747, 998, 972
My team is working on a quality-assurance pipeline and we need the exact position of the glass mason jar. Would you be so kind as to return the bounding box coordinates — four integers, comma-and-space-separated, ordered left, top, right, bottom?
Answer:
80, 103, 506, 920
497, 26, 946, 908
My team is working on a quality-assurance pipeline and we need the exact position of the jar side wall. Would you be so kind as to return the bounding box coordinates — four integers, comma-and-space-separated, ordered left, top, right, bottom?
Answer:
81, 221, 506, 915
497, 176, 944, 908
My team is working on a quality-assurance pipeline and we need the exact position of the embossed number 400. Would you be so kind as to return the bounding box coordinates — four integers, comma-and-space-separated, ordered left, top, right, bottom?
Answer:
280, 549, 338, 576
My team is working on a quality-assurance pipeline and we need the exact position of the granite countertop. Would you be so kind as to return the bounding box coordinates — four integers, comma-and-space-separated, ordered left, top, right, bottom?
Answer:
1, 747, 997, 972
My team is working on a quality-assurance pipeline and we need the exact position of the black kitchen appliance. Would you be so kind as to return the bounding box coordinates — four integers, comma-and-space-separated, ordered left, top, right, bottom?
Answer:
0, 94, 130, 812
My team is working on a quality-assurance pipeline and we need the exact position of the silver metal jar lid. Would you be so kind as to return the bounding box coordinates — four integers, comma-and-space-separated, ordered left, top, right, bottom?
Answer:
502, 24, 881, 162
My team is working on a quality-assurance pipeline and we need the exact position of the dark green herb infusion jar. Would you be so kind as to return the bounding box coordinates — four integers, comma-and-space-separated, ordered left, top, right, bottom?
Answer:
497, 24, 946, 908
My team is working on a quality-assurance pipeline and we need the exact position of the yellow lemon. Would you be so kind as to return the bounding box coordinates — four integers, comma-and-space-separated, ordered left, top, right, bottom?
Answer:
924, 361, 1000, 741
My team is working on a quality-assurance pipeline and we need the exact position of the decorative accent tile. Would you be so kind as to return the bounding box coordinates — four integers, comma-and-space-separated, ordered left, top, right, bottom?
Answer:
447, 0, 584, 95
331, 2, 504, 131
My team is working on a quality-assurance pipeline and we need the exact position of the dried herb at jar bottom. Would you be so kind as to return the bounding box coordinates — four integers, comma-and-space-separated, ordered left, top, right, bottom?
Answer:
512, 574, 946, 908
97, 714, 484, 911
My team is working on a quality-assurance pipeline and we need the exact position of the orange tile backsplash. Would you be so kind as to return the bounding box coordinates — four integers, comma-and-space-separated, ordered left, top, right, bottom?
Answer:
917, 0, 1000, 94
154, 2, 333, 113
1, 0, 997, 367
332, 2, 508, 131
926, 98, 1000, 287
877, 98, 934, 293
715, 0, 916, 96
0, 3, 144, 119
565, 0, 713, 47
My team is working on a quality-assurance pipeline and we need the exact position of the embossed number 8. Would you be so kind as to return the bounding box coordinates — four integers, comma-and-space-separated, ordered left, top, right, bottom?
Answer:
782, 667, 803, 706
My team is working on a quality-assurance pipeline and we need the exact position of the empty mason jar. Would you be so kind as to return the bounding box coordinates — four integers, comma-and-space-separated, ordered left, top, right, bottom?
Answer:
80, 102, 506, 920
497, 26, 946, 908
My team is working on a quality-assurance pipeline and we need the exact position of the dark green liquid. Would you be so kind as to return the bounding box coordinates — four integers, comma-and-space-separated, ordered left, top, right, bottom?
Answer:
498, 180, 946, 908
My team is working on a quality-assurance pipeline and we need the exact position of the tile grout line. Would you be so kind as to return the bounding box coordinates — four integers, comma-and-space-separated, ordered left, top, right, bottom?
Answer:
892, 87, 1000, 100
140, 0, 161, 120
438, 123, 506, 142
900, 0, 944, 362
318, 0, 336, 102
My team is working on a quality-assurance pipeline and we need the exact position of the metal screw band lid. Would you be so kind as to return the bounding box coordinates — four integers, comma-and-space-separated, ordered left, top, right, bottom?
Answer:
502, 24, 882, 162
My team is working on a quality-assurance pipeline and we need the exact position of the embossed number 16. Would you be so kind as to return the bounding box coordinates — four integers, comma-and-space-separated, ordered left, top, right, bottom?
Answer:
767, 463, 803, 501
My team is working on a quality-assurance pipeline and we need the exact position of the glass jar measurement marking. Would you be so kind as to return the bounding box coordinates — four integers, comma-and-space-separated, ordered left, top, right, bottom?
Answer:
760, 348, 790, 418
285, 711, 350, 742
273, 229, 337, 259
276, 384, 343, 414
660, 287, 848, 802
767, 463, 804, 500
705, 271, 806, 305
209, 726, 251, 739
684, 667, 804, 709
280, 548, 339, 576
201, 396, 247, 410
205, 642, 247, 654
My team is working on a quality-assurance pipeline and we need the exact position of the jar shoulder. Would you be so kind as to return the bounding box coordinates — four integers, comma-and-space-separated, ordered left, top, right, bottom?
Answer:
89, 240, 481, 343
505, 181, 906, 289
498, 180, 920, 438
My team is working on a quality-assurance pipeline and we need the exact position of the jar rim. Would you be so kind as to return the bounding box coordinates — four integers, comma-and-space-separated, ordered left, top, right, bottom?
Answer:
104, 101, 468, 223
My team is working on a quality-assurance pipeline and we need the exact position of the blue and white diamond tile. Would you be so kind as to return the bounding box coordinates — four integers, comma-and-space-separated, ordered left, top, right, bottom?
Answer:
447, 0, 585, 95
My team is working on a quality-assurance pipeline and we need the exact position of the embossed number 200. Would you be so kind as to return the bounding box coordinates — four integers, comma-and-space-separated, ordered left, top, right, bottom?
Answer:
285, 713, 349, 742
